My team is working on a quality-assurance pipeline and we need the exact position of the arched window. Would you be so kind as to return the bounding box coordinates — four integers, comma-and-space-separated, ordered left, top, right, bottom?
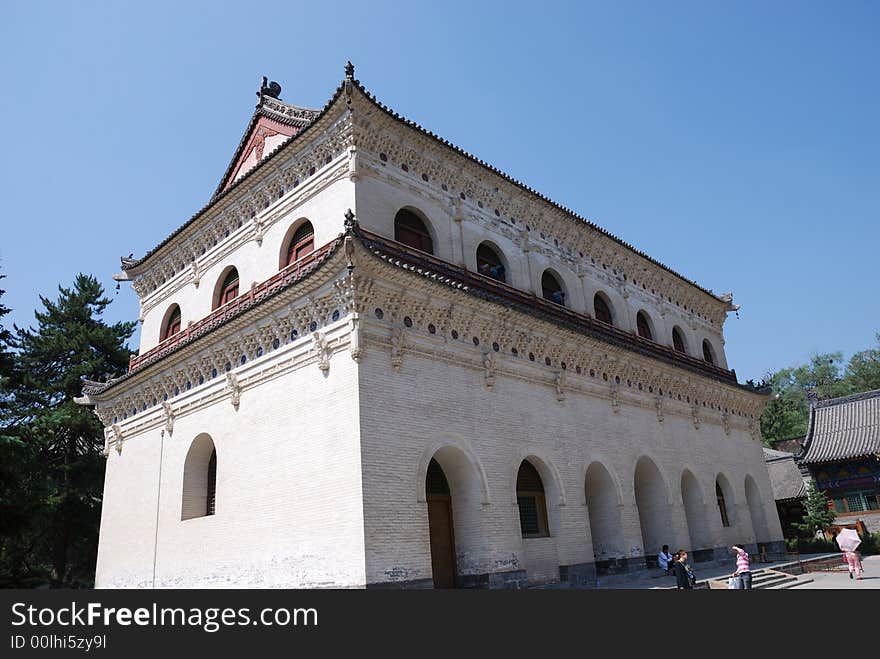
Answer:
213, 268, 239, 310
702, 339, 716, 365
716, 481, 730, 528
636, 311, 653, 341
476, 242, 506, 283
283, 221, 314, 268
161, 305, 181, 341
541, 270, 565, 307
516, 460, 549, 538
206, 449, 217, 516
181, 434, 217, 520
593, 293, 614, 326
672, 326, 687, 354
426, 458, 451, 496
394, 209, 433, 254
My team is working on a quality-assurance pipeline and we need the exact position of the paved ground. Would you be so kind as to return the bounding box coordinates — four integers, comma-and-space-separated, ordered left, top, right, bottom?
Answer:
599, 553, 835, 589
624, 553, 880, 589
790, 554, 880, 589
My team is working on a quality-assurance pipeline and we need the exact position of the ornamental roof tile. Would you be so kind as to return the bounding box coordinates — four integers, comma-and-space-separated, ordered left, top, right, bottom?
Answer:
799, 389, 880, 465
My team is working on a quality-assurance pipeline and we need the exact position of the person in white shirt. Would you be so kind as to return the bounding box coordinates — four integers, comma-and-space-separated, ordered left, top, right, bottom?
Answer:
658, 545, 674, 574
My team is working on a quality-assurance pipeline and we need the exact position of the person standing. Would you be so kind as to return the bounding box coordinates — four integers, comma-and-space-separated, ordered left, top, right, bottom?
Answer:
732, 545, 752, 590
658, 545, 674, 575
673, 550, 692, 590
844, 549, 863, 580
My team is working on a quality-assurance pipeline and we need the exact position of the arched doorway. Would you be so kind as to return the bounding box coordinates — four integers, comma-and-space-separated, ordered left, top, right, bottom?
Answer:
680, 470, 711, 552
634, 457, 673, 560
715, 474, 735, 529
585, 461, 625, 562
745, 476, 770, 544
426, 458, 456, 588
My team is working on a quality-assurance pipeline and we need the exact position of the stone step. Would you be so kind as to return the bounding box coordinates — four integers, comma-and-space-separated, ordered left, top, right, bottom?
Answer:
775, 577, 813, 589
753, 574, 798, 589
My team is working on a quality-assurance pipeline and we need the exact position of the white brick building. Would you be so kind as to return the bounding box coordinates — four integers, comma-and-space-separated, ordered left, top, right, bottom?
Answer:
78, 65, 784, 588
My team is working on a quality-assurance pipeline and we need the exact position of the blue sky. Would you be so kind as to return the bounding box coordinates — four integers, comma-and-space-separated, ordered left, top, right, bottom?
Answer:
1, 1, 877, 382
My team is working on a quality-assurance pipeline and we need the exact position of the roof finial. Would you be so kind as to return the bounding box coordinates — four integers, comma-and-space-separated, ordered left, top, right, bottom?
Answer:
345, 61, 355, 80
257, 76, 282, 101
344, 208, 357, 229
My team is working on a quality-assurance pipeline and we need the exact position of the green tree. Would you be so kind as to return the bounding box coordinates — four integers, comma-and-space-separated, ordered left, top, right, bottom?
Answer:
0, 269, 38, 585
759, 352, 854, 446
793, 482, 837, 537
845, 333, 880, 393
3, 274, 134, 587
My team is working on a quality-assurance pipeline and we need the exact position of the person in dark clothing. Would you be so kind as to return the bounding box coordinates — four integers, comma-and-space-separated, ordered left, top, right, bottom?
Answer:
673, 550, 693, 590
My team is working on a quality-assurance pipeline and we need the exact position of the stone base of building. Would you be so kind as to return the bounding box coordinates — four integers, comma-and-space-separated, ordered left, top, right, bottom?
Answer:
365, 542, 789, 589
366, 569, 529, 590
558, 562, 597, 587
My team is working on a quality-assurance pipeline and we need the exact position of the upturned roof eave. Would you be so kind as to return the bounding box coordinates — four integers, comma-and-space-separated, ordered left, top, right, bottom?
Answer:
88, 221, 763, 402
350, 81, 733, 310
121, 80, 348, 275
123, 73, 736, 314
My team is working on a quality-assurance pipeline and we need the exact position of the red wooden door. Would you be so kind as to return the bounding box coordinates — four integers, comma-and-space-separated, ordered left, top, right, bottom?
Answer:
427, 496, 456, 588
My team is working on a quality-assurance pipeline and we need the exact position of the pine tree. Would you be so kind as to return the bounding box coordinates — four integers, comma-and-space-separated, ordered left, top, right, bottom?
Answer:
5, 274, 134, 587
794, 482, 837, 537
0, 269, 36, 586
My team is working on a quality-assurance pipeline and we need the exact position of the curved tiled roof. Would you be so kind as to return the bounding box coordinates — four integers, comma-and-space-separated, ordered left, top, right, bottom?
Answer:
763, 448, 807, 501
122, 68, 736, 312
800, 389, 880, 464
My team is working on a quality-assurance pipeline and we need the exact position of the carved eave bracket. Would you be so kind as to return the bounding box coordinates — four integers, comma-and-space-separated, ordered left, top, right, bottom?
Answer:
390, 327, 405, 371
226, 372, 242, 410
610, 382, 620, 414
349, 313, 363, 361
483, 352, 496, 390
162, 401, 175, 436
312, 332, 331, 372
111, 424, 123, 456
555, 371, 566, 403
655, 394, 664, 423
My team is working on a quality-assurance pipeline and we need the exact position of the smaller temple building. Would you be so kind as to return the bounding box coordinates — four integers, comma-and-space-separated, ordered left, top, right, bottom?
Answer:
763, 447, 805, 538
797, 389, 880, 533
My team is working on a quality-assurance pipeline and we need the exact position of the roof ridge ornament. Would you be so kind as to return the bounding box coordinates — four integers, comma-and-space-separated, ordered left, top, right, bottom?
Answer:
345, 61, 355, 80
257, 76, 282, 104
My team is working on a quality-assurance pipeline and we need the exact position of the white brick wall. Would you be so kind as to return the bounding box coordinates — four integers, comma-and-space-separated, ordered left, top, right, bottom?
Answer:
354, 171, 728, 368
96, 346, 365, 588
139, 174, 355, 354
357, 336, 781, 586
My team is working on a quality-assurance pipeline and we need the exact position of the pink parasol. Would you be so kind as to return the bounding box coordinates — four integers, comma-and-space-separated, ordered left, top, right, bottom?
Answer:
837, 528, 861, 553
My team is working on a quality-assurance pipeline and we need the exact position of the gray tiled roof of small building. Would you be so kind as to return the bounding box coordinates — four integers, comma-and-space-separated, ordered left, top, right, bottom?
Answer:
800, 388, 880, 464
763, 448, 807, 501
